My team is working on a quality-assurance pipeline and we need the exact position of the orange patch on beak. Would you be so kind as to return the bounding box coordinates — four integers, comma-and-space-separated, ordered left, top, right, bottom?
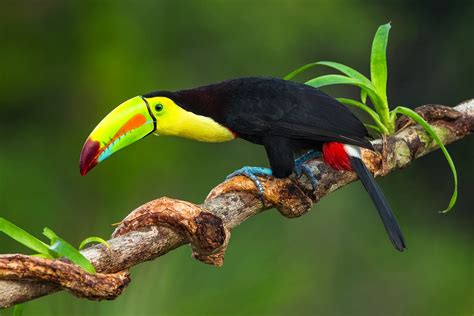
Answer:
79, 113, 148, 176
110, 113, 148, 142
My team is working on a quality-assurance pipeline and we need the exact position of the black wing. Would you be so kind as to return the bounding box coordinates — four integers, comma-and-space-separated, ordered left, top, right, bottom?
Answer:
222, 78, 373, 149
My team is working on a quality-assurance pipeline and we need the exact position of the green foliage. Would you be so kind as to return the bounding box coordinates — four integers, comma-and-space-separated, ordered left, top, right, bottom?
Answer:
43, 227, 96, 274
0, 217, 99, 273
370, 23, 390, 108
392, 106, 458, 212
285, 22, 458, 212
1, 218, 107, 313
0, 218, 54, 258
13, 304, 25, 316
79, 236, 110, 250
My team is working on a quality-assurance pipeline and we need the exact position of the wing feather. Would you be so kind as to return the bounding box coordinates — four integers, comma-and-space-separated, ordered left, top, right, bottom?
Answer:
223, 78, 372, 149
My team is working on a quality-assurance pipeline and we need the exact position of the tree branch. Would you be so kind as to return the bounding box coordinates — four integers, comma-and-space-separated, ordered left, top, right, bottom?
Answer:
1, 101, 473, 308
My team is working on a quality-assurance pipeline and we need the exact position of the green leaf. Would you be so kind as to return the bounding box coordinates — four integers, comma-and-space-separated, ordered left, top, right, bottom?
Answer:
13, 304, 25, 316
284, 61, 376, 107
79, 236, 110, 250
0, 218, 53, 257
305, 74, 387, 114
42, 227, 58, 242
337, 98, 388, 134
364, 123, 381, 133
360, 89, 368, 104
43, 227, 96, 274
371, 23, 391, 104
31, 253, 52, 259
284, 62, 319, 80
285, 61, 373, 84
315, 61, 374, 86
306, 74, 370, 91
393, 106, 458, 212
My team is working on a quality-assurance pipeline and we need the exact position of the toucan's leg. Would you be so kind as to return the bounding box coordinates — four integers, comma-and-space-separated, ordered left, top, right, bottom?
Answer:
294, 150, 322, 188
226, 166, 273, 196
227, 146, 322, 196
226, 136, 294, 198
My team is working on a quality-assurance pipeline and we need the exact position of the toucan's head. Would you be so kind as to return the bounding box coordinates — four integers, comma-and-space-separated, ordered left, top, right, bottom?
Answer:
79, 94, 171, 176
79, 92, 235, 176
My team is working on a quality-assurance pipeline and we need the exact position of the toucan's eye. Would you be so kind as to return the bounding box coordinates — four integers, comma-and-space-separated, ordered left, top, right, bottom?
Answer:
154, 104, 163, 112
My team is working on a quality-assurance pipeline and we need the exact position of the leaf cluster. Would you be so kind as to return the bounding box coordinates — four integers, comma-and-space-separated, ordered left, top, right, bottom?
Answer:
0, 217, 109, 274
285, 23, 457, 212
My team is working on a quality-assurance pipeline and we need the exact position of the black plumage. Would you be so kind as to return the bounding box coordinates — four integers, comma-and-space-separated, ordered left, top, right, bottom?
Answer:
349, 156, 406, 251
145, 77, 406, 251
145, 77, 373, 177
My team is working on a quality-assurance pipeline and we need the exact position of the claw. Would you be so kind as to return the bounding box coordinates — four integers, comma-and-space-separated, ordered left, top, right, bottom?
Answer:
226, 166, 273, 201
301, 165, 319, 188
226, 150, 321, 201
294, 150, 321, 189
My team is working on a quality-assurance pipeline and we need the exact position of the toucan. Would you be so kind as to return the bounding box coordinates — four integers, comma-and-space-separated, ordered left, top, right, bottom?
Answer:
79, 77, 406, 251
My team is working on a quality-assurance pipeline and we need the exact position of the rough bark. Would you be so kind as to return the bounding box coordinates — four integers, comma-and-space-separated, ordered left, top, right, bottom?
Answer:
0, 100, 472, 308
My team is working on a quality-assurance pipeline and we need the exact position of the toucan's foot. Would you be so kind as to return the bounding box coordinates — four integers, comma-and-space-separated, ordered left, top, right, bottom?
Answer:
294, 150, 321, 189
226, 166, 273, 198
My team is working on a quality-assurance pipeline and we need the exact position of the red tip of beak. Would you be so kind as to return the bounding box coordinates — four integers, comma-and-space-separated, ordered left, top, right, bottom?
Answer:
79, 138, 101, 176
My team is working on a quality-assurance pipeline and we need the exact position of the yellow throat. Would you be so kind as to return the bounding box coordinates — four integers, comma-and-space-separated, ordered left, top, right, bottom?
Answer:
147, 96, 236, 142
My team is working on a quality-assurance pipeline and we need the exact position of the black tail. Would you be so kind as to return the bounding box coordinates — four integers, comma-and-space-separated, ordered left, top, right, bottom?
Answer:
349, 156, 406, 252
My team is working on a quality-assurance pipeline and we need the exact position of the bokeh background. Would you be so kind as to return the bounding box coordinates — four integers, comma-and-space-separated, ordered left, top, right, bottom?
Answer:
1, 1, 473, 315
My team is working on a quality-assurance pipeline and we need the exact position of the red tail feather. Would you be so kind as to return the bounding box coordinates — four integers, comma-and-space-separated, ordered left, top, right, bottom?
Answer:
322, 142, 353, 171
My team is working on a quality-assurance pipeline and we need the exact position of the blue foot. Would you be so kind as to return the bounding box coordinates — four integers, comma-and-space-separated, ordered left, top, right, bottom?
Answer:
226, 166, 273, 198
294, 150, 322, 189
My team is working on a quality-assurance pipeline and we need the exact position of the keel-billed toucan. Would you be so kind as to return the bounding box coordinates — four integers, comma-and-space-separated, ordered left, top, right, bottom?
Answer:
79, 77, 406, 251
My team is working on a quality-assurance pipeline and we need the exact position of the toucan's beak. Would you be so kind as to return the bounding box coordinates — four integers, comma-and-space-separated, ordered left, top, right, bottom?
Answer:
79, 96, 156, 176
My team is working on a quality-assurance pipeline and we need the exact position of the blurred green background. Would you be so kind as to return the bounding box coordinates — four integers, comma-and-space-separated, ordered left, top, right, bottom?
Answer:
1, 1, 473, 315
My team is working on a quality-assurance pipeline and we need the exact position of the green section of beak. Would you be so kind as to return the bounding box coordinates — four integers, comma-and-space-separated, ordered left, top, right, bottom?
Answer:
79, 96, 156, 175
